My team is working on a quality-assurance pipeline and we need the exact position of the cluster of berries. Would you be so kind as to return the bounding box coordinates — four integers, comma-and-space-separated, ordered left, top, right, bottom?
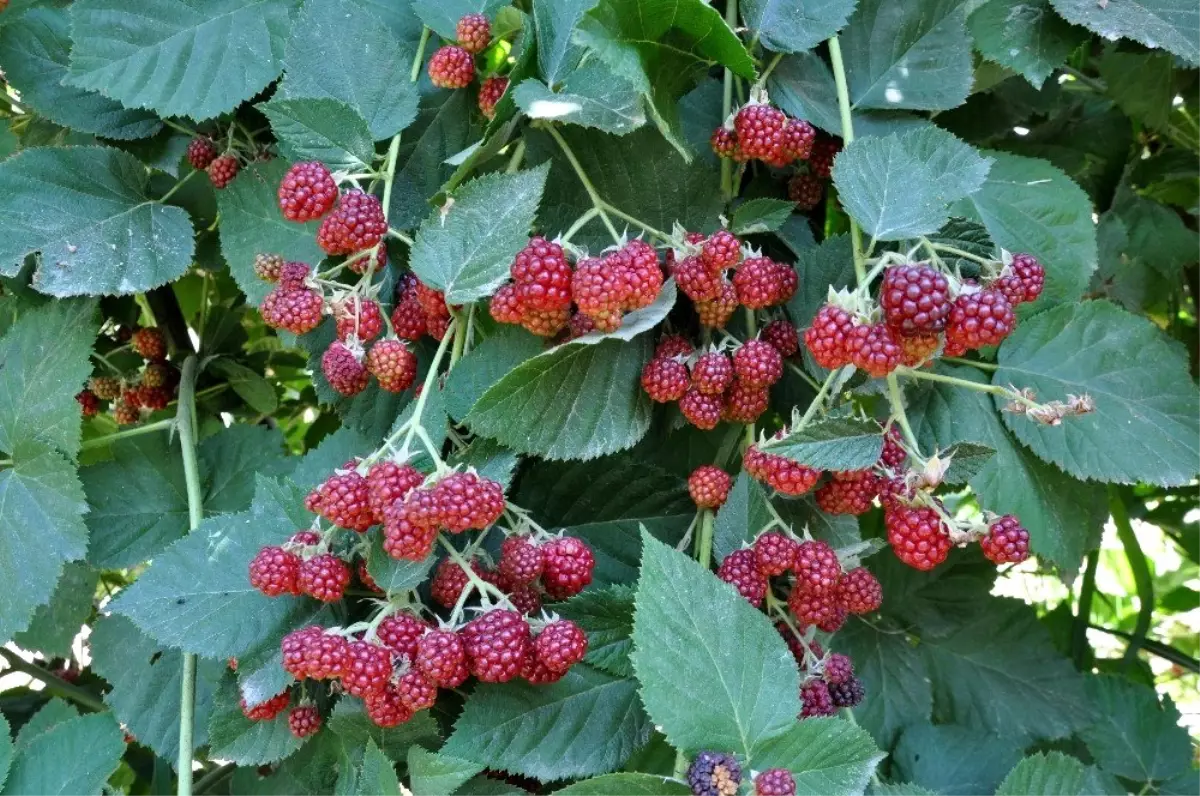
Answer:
185, 136, 244, 189
275, 161, 389, 270
490, 237, 665, 337
670, 230, 797, 326
805, 256, 1045, 377
711, 102, 816, 168
787, 638, 866, 718
641, 327, 797, 429
687, 751, 797, 796
237, 686, 322, 739
427, 14, 510, 119
379, 467, 506, 561
248, 528, 357, 603
76, 326, 180, 425
787, 133, 841, 212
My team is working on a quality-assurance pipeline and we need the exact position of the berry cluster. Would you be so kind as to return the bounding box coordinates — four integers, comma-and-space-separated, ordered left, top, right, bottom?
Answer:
382, 469, 506, 561
791, 641, 866, 718
76, 326, 180, 426
786, 133, 841, 212
427, 14, 511, 119
670, 230, 797, 326
711, 103, 816, 168
641, 332, 794, 429
430, 534, 595, 611
249, 529, 353, 602
490, 237, 665, 337
185, 131, 270, 190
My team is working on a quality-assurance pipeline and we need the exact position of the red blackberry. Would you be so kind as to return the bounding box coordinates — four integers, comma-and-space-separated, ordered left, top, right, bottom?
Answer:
289, 530, 321, 547
620, 239, 664, 310
710, 126, 740, 159
980, 515, 1031, 564
722, 381, 769, 423
364, 686, 412, 727
885, 502, 951, 571
828, 676, 865, 708
641, 357, 689, 403
121, 387, 143, 410
752, 531, 797, 577
734, 104, 788, 162
342, 640, 394, 697
429, 45, 475, 88
427, 312, 452, 341
479, 76, 508, 119
511, 237, 572, 312
691, 352, 734, 395
540, 537, 595, 599
945, 289, 1015, 352
879, 426, 906, 469
680, 388, 724, 430
461, 609, 531, 683
301, 632, 351, 680
358, 560, 381, 592
799, 679, 835, 718
186, 137, 217, 170
701, 231, 741, 271
784, 118, 817, 160
788, 172, 824, 211
131, 327, 166, 360
534, 620, 588, 673
377, 613, 428, 659
76, 390, 100, 417
278, 161, 338, 222
430, 558, 472, 608
815, 471, 879, 515
572, 256, 631, 314
207, 154, 239, 189
392, 275, 428, 340
792, 540, 842, 594
778, 263, 799, 304
346, 243, 387, 275
278, 261, 311, 290
695, 280, 739, 328
401, 487, 444, 530
281, 626, 323, 679
808, 136, 841, 179
688, 465, 732, 509
110, 399, 138, 424
242, 690, 290, 721
898, 332, 940, 367
743, 445, 821, 496
317, 190, 387, 256
755, 769, 797, 796
366, 461, 425, 523
521, 307, 571, 337
367, 339, 418, 393
837, 567, 882, 614
456, 13, 491, 53
288, 705, 321, 738
733, 339, 783, 388
733, 257, 784, 309
880, 264, 951, 335
994, 253, 1045, 305
761, 320, 799, 357
140, 361, 171, 389
133, 385, 169, 412
823, 653, 854, 685
249, 546, 302, 597
846, 323, 901, 378
333, 298, 383, 342
261, 286, 324, 334
490, 283, 524, 325
499, 536, 543, 586
656, 334, 695, 359
431, 471, 505, 532
309, 469, 375, 532
675, 255, 722, 302
415, 629, 469, 687
322, 342, 370, 396
298, 554, 350, 602
397, 669, 437, 712
687, 751, 742, 796
507, 584, 543, 616
89, 376, 121, 401
521, 653, 566, 684
804, 305, 855, 369
717, 548, 768, 607
382, 502, 438, 561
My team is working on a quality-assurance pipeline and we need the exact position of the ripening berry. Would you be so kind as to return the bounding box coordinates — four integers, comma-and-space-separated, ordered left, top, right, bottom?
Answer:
131, 327, 167, 360
461, 609, 531, 683
416, 629, 469, 687
308, 468, 375, 532
898, 332, 940, 367
655, 334, 694, 359
675, 255, 723, 302
994, 253, 1045, 305
364, 686, 412, 727
288, 705, 322, 738
761, 320, 799, 357
945, 289, 1015, 352
717, 548, 768, 607
788, 172, 824, 211
207, 154, 240, 188
799, 679, 835, 718
490, 283, 524, 325
980, 515, 1031, 564
377, 613, 428, 659
430, 558, 472, 608
431, 471, 505, 532
701, 230, 742, 271
619, 239, 664, 310
333, 297, 383, 342
382, 501, 438, 561
837, 567, 882, 614
823, 653, 854, 685
241, 690, 290, 721
278, 161, 339, 222
322, 341, 370, 396
846, 323, 901, 378
743, 444, 821, 496
680, 388, 723, 430
429, 45, 475, 89
572, 257, 631, 315
734, 256, 794, 308
76, 390, 100, 417
533, 620, 588, 673
752, 531, 798, 577
788, 588, 846, 633
755, 769, 797, 796
691, 352, 734, 395
397, 668, 438, 712
479, 76, 508, 119
540, 536, 595, 599
732, 339, 783, 388
734, 104, 788, 162
880, 264, 952, 336
89, 376, 121, 401
261, 286, 324, 335
249, 546, 302, 597
722, 380, 769, 424
252, 252, 285, 284
885, 502, 952, 571
367, 339, 418, 393
499, 536, 544, 586
695, 280, 739, 328
317, 190, 387, 256
784, 118, 817, 161
809, 135, 841, 179
298, 553, 351, 602
815, 471, 879, 515
641, 356, 690, 403
688, 752, 742, 796
792, 540, 842, 594
341, 640, 394, 697
186, 137, 217, 170
688, 465, 732, 509
392, 275, 428, 340
511, 237, 572, 312
456, 13, 491, 54
804, 305, 855, 369
710, 127, 740, 159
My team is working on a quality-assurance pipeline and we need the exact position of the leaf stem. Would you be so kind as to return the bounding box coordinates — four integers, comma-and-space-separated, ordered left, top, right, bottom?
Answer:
80, 418, 176, 451
388, 228, 415, 246
797, 366, 846, 429
175, 356, 204, 796
893, 366, 1042, 409
924, 240, 993, 266
941, 356, 998, 372
543, 125, 623, 243
0, 648, 106, 712
163, 118, 199, 137
719, 0, 738, 201
411, 28, 431, 82
1072, 551, 1098, 669
885, 373, 921, 457
158, 169, 201, 204
91, 351, 123, 376
694, 508, 715, 568
505, 139, 527, 174
380, 134, 403, 224
561, 207, 601, 245
1110, 488, 1154, 672
826, 35, 864, 284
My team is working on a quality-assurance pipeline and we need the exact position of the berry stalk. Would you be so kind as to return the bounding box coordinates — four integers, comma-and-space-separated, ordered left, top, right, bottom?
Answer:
719, 0, 738, 200
175, 356, 204, 796
79, 418, 175, 451
0, 648, 105, 712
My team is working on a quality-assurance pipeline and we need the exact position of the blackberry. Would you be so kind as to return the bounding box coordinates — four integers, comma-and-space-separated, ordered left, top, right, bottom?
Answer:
429, 45, 475, 89
879, 264, 951, 335
885, 502, 952, 571
687, 751, 741, 796
836, 566, 882, 614
945, 289, 1015, 352
752, 531, 798, 577
721, 380, 769, 424
828, 676, 865, 708
734, 104, 788, 163
804, 305, 855, 370
717, 548, 767, 607
799, 679, 835, 718
980, 514, 1031, 564
846, 323, 901, 378
680, 388, 724, 430
691, 352, 734, 395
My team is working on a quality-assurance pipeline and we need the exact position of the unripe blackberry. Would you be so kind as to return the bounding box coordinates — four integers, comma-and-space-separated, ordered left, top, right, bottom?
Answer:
691, 352, 734, 395
511, 236, 572, 312
800, 679, 835, 718
279, 261, 311, 290
675, 255, 723, 302
788, 172, 824, 211
278, 161, 338, 222
620, 239, 664, 310
377, 613, 428, 659
761, 319, 799, 357
945, 289, 1014, 352
879, 426, 906, 469
76, 390, 100, 417
392, 275, 428, 340
792, 540, 842, 594
242, 690, 290, 721
898, 332, 940, 367
701, 230, 742, 271
879, 264, 951, 335
846, 323, 901, 378
308, 469, 375, 532
777, 622, 823, 668
734, 104, 788, 162
994, 253, 1045, 305
367, 339, 418, 393
322, 341, 370, 396
540, 536, 595, 599
755, 769, 797, 796
695, 281, 739, 328
710, 127, 740, 159
364, 686, 412, 727
397, 668, 438, 712
479, 76, 508, 119
288, 705, 322, 738
829, 675, 865, 708
281, 626, 323, 679
382, 501, 438, 561
298, 553, 351, 602
688, 465, 732, 509
249, 545, 302, 597
687, 751, 742, 796
499, 536, 544, 586
131, 327, 167, 360
461, 609, 531, 683
656, 334, 695, 359
680, 387, 724, 430
431, 471, 505, 532
429, 45, 475, 89
980, 514, 1031, 564
207, 154, 239, 188
521, 652, 566, 684
641, 356, 690, 403
456, 13, 491, 54
341, 640, 393, 697
784, 118, 817, 160
572, 256, 631, 314
804, 304, 855, 369
416, 629, 469, 687
186, 137, 217, 170
837, 567, 882, 614
317, 190, 387, 256
809, 135, 841, 179
815, 470, 879, 515
721, 380, 769, 424
490, 283, 524, 325
430, 558, 472, 608
733, 339, 783, 388
753, 531, 798, 577
533, 620, 588, 673
733, 256, 785, 309
89, 376, 121, 401
823, 653, 854, 685
717, 548, 767, 607
885, 502, 952, 571
260, 286, 323, 335
743, 444, 821, 496
333, 297, 383, 342
521, 307, 572, 337
507, 583, 543, 616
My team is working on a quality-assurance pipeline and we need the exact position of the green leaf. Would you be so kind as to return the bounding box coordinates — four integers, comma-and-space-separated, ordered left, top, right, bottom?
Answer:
1078, 675, 1194, 785
555, 774, 690, 795
1049, 0, 1198, 66
1098, 52, 1175, 132
555, 585, 636, 677
923, 600, 1092, 740
90, 614, 224, 764
731, 198, 795, 235
516, 455, 691, 526
996, 301, 1200, 487
535, 0, 602, 86
0, 443, 88, 647
787, 234, 855, 329
289, 426, 371, 491
450, 438, 521, 492
631, 532, 800, 758
410, 165, 549, 303
207, 672, 302, 766
869, 785, 937, 796
841, 0, 974, 111
13, 701, 80, 754
411, 0, 511, 40
442, 665, 652, 780
939, 442, 996, 486
892, 722, 1023, 796
968, 0, 1087, 89
0, 713, 124, 796
513, 70, 646, 135
0, 714, 11, 793
112, 477, 316, 660
282, 0, 419, 140
995, 752, 1087, 796
466, 336, 654, 461
408, 747, 484, 796
566, 516, 691, 588
259, 97, 376, 170
0, 298, 96, 458
712, 471, 774, 563
1110, 194, 1198, 280
216, 159, 326, 305
327, 698, 440, 762
741, 0, 858, 54
444, 326, 544, 421
906, 364, 1106, 571
897, 125, 993, 202
13, 562, 96, 658
0, 7, 162, 140
750, 717, 885, 794
210, 358, 279, 414
354, 740, 402, 796
952, 152, 1097, 305
236, 604, 331, 707
65, 0, 294, 121
365, 529, 435, 595
835, 618, 933, 748
760, 417, 885, 471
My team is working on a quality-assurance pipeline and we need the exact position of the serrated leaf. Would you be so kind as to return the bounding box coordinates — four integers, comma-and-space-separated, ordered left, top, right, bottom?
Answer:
513, 70, 646, 134
516, 455, 691, 526
90, 614, 224, 764
467, 336, 653, 461
411, 0, 511, 40
13, 701, 80, 754
833, 135, 950, 241
387, 92, 483, 230
282, 0, 419, 140
750, 717, 885, 794
712, 471, 773, 563
0, 298, 96, 458
869, 785, 937, 796
995, 752, 1087, 796
841, 0, 974, 111
0, 443, 88, 647
327, 699, 440, 762
555, 774, 690, 795
259, 97, 376, 170
443, 665, 651, 780
631, 532, 800, 759
535, 0, 602, 85
566, 516, 692, 588
13, 562, 96, 659
896, 126, 992, 201
892, 722, 1023, 796
289, 426, 372, 491
570, 281, 678, 345
365, 530, 435, 595
0, 714, 10, 793
410, 165, 549, 303
760, 417, 885, 471
408, 747, 484, 796
1049, 0, 1198, 66
65, 0, 294, 121
207, 672, 302, 766
835, 618, 933, 749
0, 7, 162, 140
741, 0, 858, 54
968, 0, 1087, 89
996, 301, 1200, 487
731, 198, 795, 235
555, 585, 635, 677
939, 442, 996, 485
0, 713, 124, 796
1097, 51, 1174, 132
210, 358, 279, 414
952, 152, 1097, 304
353, 740, 402, 796
775, 495, 863, 550
444, 326, 544, 421
449, 438, 521, 492
0, 146, 195, 296
1078, 675, 1194, 785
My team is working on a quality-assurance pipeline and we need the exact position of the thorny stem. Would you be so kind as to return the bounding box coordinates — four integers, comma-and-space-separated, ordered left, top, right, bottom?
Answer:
0, 649, 105, 712
602, 202, 672, 242
893, 366, 1043, 410
80, 418, 176, 451
411, 27, 431, 82
175, 357, 204, 796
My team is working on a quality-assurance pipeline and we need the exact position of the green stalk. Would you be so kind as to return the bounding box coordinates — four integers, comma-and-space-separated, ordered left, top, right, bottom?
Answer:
80, 418, 176, 451
543, 125, 622, 243
410, 28, 431, 82
1110, 488, 1154, 672
175, 357, 204, 796
719, 0, 738, 200
380, 134, 402, 222
894, 366, 1042, 410
0, 649, 105, 712
695, 509, 715, 569
1072, 551, 1098, 670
